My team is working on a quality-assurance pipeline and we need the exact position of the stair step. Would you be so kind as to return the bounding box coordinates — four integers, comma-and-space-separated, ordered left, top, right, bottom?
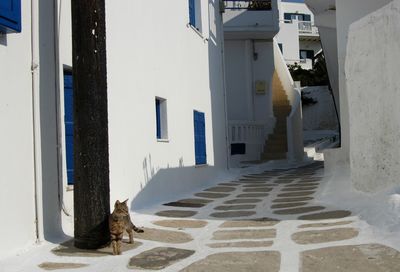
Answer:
261, 153, 287, 160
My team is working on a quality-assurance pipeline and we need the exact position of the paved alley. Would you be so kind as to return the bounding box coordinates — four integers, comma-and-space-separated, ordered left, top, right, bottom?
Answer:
4, 161, 400, 272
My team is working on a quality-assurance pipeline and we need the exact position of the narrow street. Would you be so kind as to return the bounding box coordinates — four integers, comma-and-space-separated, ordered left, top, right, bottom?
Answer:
4, 161, 400, 272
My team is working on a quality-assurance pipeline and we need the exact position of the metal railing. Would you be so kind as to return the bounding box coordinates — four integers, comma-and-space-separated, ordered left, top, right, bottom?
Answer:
224, 0, 272, 11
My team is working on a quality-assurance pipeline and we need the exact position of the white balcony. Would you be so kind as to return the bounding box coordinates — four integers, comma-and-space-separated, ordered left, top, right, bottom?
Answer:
223, 0, 280, 40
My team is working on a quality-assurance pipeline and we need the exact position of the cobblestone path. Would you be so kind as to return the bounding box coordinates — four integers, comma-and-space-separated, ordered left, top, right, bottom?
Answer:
38, 161, 400, 271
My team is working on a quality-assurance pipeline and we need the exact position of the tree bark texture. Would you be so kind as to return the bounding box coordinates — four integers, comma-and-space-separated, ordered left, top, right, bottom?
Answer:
71, 0, 110, 249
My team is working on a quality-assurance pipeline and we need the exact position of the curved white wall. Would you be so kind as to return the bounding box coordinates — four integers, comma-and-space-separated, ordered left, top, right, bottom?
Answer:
346, 0, 400, 192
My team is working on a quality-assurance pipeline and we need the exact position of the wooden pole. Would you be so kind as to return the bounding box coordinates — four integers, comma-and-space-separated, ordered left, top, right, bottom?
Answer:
71, 0, 110, 249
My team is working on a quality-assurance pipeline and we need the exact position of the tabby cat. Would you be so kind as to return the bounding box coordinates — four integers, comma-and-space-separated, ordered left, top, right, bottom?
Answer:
109, 199, 144, 255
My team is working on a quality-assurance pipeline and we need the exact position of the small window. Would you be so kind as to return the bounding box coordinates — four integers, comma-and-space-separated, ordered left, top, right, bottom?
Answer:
155, 98, 168, 140
300, 49, 314, 60
0, 0, 21, 33
278, 43, 283, 54
284, 13, 311, 23
188, 0, 202, 32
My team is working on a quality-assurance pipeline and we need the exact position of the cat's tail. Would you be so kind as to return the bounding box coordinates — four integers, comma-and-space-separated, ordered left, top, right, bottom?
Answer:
133, 225, 144, 233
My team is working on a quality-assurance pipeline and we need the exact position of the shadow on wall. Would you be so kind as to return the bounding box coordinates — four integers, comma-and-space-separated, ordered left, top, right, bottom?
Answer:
207, 0, 229, 170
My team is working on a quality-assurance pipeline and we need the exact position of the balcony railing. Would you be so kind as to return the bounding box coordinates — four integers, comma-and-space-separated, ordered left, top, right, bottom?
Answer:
224, 0, 272, 11
298, 21, 319, 35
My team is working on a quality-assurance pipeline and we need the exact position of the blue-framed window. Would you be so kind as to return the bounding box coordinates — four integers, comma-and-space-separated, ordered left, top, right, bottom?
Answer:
155, 98, 168, 140
0, 0, 22, 33
188, 0, 196, 27
193, 110, 206, 165
188, 0, 202, 32
284, 12, 311, 23
64, 71, 74, 185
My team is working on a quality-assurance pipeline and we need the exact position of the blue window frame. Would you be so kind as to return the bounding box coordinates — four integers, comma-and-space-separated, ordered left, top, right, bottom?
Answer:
188, 0, 196, 27
193, 110, 206, 165
0, 0, 21, 33
155, 99, 161, 139
64, 72, 74, 185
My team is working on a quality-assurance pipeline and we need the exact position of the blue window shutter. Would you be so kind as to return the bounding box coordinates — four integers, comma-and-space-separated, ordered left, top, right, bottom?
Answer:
194, 111, 206, 165
64, 73, 74, 185
156, 99, 161, 139
0, 0, 21, 33
188, 0, 196, 27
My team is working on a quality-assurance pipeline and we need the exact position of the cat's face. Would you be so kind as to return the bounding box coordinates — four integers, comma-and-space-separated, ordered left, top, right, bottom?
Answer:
114, 199, 129, 214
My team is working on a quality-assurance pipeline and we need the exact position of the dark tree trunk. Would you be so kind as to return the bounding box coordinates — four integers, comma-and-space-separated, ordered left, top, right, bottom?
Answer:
71, 0, 110, 249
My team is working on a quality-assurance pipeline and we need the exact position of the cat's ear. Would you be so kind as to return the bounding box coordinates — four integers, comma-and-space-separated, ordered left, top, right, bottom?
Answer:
122, 199, 128, 204
115, 200, 120, 206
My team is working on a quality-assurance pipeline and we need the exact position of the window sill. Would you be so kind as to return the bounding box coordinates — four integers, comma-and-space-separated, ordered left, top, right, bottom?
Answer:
66, 185, 74, 191
187, 23, 208, 43
195, 163, 208, 168
157, 138, 170, 143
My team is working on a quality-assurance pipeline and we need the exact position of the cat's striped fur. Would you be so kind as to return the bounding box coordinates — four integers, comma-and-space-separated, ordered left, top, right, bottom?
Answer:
109, 199, 144, 255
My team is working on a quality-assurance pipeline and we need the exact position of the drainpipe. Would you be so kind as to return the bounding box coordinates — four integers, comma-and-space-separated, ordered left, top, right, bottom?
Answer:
31, 0, 43, 243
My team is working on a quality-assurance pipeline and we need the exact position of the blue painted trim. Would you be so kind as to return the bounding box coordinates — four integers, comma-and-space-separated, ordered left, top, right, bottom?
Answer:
194, 110, 206, 165
64, 72, 74, 185
156, 99, 161, 139
0, 0, 21, 33
188, 0, 196, 27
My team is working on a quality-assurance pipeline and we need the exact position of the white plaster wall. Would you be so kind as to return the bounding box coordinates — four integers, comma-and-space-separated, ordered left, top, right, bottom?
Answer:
335, 0, 393, 163
224, 40, 251, 120
275, 22, 299, 64
346, 0, 400, 193
302, 86, 338, 131
0, 1, 37, 258
105, 0, 227, 208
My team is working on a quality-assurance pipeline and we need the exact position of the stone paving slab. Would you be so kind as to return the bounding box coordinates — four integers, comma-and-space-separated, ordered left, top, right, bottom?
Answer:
212, 229, 276, 240
152, 220, 208, 229
38, 262, 89, 270
237, 193, 269, 198
163, 201, 205, 208
219, 218, 279, 228
272, 196, 314, 203
243, 184, 276, 187
128, 247, 195, 270
277, 191, 315, 197
52, 239, 142, 257
218, 183, 240, 186
298, 210, 352, 220
292, 228, 359, 244
180, 251, 281, 272
207, 240, 273, 248
273, 206, 325, 215
224, 198, 262, 204
204, 186, 237, 193
285, 182, 319, 187
155, 210, 197, 218
214, 204, 257, 211
135, 228, 193, 244
274, 180, 293, 184
243, 188, 273, 193
301, 244, 400, 272
194, 192, 230, 199
281, 186, 318, 191
209, 211, 256, 218
298, 221, 353, 229
271, 202, 308, 209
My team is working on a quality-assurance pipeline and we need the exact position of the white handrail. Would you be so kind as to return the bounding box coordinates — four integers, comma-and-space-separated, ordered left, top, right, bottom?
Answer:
273, 39, 304, 161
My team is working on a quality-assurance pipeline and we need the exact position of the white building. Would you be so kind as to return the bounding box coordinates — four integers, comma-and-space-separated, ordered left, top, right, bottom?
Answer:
276, 0, 321, 70
0, 0, 305, 259
305, 0, 400, 193
222, 0, 304, 166
0, 0, 228, 258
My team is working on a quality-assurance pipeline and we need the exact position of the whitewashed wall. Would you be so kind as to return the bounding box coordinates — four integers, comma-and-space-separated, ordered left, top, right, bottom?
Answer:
224, 40, 274, 122
334, 0, 393, 164
275, 22, 299, 64
346, 0, 400, 193
105, 0, 228, 209
0, 1, 37, 258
